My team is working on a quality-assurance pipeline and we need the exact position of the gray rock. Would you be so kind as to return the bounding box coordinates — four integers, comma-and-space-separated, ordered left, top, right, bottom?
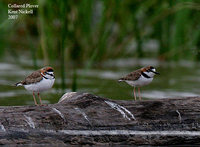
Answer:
0, 92, 200, 145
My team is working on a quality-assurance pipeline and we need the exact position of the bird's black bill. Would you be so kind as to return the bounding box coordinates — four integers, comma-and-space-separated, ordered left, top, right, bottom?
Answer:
153, 71, 160, 75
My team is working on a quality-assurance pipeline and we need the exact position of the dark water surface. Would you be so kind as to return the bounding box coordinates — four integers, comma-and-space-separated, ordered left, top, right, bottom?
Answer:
0, 58, 200, 106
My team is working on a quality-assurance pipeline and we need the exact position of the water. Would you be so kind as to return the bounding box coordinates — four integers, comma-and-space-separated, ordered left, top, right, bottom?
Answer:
0, 57, 200, 106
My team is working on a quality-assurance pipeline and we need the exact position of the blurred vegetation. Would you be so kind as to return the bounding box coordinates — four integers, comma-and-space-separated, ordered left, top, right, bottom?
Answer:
0, 0, 200, 91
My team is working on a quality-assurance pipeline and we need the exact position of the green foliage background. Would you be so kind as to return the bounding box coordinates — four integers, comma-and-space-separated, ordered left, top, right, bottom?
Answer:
1, 0, 200, 63
1, 0, 200, 91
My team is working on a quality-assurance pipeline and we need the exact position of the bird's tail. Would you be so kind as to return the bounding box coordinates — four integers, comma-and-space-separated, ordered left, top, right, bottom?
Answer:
15, 82, 23, 87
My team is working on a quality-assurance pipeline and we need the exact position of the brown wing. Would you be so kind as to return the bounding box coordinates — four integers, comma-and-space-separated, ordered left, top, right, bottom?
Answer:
119, 69, 141, 81
21, 70, 43, 85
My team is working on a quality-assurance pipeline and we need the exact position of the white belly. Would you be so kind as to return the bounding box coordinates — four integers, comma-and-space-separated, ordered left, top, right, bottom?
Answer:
24, 78, 55, 92
125, 76, 153, 87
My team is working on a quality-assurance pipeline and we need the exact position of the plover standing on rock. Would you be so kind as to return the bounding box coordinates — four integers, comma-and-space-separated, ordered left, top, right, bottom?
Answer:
118, 66, 159, 100
15, 66, 55, 105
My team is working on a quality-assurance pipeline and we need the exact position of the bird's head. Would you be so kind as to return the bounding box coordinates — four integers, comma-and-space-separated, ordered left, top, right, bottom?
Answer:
41, 66, 55, 79
142, 66, 160, 78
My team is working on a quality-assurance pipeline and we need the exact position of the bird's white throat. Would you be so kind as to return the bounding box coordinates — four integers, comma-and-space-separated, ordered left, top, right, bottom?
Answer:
143, 68, 157, 78
42, 71, 55, 80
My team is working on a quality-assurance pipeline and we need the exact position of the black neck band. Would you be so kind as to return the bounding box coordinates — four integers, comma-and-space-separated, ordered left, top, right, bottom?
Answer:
41, 75, 48, 79
142, 72, 151, 79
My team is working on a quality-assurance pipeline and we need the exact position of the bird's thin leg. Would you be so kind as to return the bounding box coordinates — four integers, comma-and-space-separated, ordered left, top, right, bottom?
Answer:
33, 92, 38, 105
133, 87, 137, 101
138, 87, 142, 100
38, 93, 43, 105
